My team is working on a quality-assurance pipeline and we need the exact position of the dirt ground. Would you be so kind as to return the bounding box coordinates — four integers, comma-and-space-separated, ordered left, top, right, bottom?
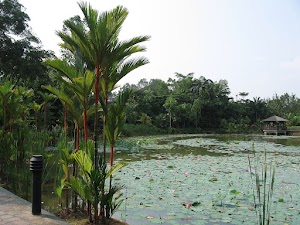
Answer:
56, 209, 128, 225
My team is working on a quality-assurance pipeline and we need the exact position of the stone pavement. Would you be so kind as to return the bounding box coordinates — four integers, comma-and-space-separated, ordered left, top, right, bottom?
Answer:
0, 187, 70, 225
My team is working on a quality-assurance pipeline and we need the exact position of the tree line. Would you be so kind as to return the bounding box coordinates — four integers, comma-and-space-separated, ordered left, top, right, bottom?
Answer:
120, 73, 300, 134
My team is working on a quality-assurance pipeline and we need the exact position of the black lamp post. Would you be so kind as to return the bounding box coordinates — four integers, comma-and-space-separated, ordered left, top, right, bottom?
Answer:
30, 155, 43, 215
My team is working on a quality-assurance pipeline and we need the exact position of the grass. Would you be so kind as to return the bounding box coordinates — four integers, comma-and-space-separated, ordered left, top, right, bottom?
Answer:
248, 149, 275, 225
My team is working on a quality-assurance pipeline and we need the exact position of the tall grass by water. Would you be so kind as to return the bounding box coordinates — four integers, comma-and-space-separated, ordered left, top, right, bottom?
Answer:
248, 148, 275, 225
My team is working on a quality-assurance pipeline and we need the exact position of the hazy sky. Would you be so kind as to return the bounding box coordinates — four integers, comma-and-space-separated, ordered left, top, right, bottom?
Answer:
19, 0, 300, 99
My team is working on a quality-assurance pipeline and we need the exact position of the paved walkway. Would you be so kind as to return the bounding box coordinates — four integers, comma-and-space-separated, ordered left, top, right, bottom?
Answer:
0, 187, 70, 225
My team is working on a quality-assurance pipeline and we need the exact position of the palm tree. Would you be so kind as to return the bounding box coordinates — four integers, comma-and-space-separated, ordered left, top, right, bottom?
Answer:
42, 84, 83, 211
102, 89, 130, 168
45, 58, 95, 145
57, 2, 150, 168
57, 3, 150, 220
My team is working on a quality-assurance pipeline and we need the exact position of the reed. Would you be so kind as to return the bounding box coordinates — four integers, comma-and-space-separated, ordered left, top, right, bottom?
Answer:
248, 148, 275, 225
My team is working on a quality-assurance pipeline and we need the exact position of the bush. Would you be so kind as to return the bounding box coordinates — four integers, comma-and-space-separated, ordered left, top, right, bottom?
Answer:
122, 123, 166, 136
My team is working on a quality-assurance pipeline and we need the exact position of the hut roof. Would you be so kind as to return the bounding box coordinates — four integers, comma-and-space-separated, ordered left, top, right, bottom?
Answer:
261, 115, 288, 122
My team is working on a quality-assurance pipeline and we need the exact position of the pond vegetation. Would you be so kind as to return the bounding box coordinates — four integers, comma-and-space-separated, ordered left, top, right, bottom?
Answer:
109, 134, 300, 225
4, 134, 299, 225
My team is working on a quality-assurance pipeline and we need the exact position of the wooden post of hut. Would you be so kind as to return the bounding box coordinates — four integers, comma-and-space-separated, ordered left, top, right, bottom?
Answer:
261, 115, 288, 135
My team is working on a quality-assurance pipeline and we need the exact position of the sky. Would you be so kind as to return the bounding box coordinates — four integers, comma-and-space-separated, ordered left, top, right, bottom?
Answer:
19, 0, 300, 99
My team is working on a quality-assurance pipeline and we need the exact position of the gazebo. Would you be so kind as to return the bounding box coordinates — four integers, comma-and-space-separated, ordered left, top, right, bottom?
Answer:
261, 115, 288, 135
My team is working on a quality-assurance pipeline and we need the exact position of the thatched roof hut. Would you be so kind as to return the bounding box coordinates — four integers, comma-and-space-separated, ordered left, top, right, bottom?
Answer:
261, 115, 288, 122
261, 115, 288, 135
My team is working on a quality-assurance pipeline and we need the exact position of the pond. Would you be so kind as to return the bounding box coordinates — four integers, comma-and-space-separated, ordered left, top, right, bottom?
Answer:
5, 134, 300, 224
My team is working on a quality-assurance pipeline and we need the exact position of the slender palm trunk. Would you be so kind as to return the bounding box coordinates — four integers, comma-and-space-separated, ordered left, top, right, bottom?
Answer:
88, 203, 92, 222
65, 168, 70, 213
64, 106, 69, 213
83, 109, 88, 144
109, 144, 114, 195
103, 94, 108, 162
73, 124, 80, 211
94, 65, 100, 167
109, 144, 114, 168
94, 64, 101, 221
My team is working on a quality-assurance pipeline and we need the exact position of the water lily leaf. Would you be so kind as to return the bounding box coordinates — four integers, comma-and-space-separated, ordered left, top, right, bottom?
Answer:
230, 189, 241, 195
209, 177, 218, 182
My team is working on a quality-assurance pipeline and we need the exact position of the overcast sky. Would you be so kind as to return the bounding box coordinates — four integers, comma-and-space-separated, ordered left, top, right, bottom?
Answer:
19, 0, 300, 99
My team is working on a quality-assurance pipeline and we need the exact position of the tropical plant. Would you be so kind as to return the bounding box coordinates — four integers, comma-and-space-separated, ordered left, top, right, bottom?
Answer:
67, 149, 126, 223
44, 58, 95, 145
0, 81, 15, 130
39, 91, 55, 129
57, 2, 150, 169
101, 89, 131, 168
32, 101, 42, 129
56, 133, 74, 212
57, 3, 149, 219
163, 95, 178, 129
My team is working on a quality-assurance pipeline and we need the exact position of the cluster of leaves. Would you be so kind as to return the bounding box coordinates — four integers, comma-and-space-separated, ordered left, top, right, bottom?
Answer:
0, 80, 59, 170
0, 0, 53, 90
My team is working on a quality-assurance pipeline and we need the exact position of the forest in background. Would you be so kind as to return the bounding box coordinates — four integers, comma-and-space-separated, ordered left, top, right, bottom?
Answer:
2, 0, 300, 137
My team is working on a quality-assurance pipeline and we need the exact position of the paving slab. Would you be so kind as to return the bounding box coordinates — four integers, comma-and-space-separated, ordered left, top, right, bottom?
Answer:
0, 187, 69, 225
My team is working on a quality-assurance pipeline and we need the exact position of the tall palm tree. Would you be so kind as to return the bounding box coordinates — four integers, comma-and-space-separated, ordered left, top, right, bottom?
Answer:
57, 2, 150, 220
57, 2, 150, 167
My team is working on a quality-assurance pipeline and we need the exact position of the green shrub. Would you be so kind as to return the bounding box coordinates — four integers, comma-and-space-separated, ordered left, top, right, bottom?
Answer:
122, 123, 165, 136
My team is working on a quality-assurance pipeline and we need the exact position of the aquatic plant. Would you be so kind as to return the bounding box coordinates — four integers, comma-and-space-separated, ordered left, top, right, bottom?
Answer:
248, 149, 275, 225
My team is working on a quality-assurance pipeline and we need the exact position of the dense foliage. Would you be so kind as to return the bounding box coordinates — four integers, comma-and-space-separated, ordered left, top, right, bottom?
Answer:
1, 1, 300, 224
0, 0, 53, 90
120, 74, 300, 134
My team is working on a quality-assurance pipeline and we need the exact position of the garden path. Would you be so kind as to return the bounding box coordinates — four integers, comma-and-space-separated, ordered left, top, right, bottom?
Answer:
0, 187, 69, 225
